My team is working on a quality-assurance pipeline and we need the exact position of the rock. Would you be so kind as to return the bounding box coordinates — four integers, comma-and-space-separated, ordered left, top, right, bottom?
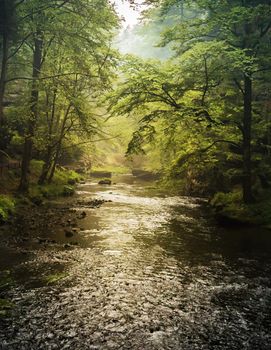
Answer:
65, 230, 73, 238
90, 171, 112, 178
98, 179, 112, 185
64, 243, 72, 249
38, 238, 47, 244
63, 185, 75, 197
30, 196, 44, 206
78, 211, 87, 219
67, 179, 76, 185
75, 167, 85, 174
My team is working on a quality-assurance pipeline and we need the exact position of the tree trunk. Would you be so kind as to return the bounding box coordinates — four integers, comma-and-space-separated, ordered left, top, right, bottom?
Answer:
47, 147, 60, 184
242, 75, 253, 203
18, 31, 43, 193
0, 30, 8, 127
38, 146, 53, 185
38, 89, 58, 185
47, 104, 71, 183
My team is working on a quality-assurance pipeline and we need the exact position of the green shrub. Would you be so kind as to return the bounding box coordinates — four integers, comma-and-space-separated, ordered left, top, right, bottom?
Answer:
210, 191, 242, 208
210, 190, 271, 226
63, 185, 75, 196
0, 196, 16, 223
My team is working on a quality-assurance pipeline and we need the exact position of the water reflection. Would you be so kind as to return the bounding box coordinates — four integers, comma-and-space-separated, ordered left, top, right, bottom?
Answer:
1, 175, 271, 349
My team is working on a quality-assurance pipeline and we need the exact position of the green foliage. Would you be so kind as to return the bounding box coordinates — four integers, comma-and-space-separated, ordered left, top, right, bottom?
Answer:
28, 161, 79, 200
62, 185, 75, 197
1, 0, 120, 192
0, 195, 16, 223
211, 190, 271, 226
108, 0, 271, 204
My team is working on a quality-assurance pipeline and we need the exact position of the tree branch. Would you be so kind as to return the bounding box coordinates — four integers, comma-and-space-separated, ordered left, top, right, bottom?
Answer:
5, 72, 98, 83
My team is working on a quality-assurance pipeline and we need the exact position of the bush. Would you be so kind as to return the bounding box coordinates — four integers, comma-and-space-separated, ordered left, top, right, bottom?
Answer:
0, 196, 16, 223
210, 191, 242, 208
210, 190, 271, 226
63, 185, 75, 196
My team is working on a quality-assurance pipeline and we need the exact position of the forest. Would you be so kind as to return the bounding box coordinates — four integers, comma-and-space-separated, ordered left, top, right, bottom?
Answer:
0, 0, 271, 225
1, 1, 271, 349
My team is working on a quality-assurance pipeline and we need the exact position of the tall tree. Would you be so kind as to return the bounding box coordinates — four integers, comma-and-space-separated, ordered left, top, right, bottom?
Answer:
15, 0, 118, 192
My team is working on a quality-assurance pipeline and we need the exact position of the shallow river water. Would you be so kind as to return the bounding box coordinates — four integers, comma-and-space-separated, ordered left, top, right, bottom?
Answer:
0, 175, 271, 349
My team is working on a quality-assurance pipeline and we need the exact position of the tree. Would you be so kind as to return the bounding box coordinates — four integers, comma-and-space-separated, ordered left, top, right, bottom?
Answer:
111, 0, 271, 203
12, 0, 119, 192
159, 0, 271, 202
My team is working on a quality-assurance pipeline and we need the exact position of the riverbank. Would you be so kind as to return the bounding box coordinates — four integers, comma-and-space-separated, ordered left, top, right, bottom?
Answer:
0, 160, 83, 224
210, 190, 271, 229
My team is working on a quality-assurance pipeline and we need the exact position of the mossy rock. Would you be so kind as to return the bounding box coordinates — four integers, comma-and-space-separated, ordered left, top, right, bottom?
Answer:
98, 178, 112, 185
63, 185, 75, 196
30, 195, 44, 206
67, 178, 76, 185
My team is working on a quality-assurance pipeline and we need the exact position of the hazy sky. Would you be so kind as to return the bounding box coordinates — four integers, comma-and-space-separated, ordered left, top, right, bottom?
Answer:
113, 0, 145, 27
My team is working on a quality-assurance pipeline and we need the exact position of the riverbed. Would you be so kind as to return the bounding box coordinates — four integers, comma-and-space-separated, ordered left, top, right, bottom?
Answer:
0, 175, 271, 349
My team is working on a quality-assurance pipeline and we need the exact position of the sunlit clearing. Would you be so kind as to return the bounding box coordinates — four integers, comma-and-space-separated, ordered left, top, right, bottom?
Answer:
113, 0, 146, 28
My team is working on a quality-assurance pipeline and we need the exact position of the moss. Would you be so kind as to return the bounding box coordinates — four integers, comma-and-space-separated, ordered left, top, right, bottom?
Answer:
0, 195, 16, 223
43, 272, 68, 285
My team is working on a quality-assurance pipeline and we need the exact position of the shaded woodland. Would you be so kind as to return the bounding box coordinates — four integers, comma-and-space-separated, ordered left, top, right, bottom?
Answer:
1, 0, 271, 224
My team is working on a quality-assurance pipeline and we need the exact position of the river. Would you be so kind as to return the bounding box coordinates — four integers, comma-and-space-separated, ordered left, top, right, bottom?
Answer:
0, 175, 271, 349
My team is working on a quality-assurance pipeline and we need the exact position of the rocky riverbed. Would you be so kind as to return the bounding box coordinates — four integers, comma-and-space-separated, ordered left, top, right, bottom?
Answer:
0, 176, 271, 349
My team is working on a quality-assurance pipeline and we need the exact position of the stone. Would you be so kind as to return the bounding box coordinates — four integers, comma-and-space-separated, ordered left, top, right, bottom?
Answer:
65, 230, 73, 238
98, 179, 112, 185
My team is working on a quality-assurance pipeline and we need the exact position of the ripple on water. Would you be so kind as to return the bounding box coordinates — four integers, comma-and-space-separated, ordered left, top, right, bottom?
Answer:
1, 180, 271, 349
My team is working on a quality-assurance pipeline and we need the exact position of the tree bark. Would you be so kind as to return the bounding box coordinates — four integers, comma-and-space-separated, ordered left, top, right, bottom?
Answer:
38, 89, 58, 184
47, 147, 60, 184
38, 146, 54, 185
0, 0, 10, 155
0, 30, 8, 127
18, 31, 43, 193
47, 104, 71, 183
242, 74, 253, 203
